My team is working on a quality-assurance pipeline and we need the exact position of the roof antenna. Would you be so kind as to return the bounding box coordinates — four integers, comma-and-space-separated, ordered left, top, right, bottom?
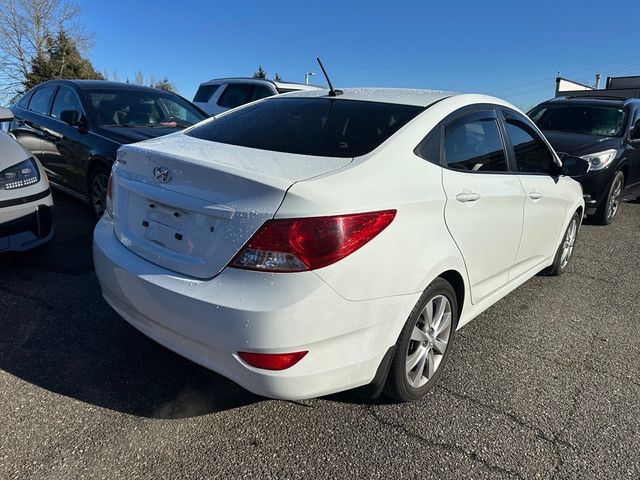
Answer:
317, 57, 342, 97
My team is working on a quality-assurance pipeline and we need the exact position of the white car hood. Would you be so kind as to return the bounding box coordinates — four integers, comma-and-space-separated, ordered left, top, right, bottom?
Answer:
0, 131, 30, 170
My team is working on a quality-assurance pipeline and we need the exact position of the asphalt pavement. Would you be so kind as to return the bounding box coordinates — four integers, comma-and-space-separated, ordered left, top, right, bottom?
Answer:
1, 191, 639, 479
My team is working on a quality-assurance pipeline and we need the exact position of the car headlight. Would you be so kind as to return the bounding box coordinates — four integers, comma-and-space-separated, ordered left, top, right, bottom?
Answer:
580, 149, 617, 171
0, 157, 40, 190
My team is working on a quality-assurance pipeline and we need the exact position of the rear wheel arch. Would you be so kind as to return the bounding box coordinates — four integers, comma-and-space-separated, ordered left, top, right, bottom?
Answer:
438, 270, 465, 322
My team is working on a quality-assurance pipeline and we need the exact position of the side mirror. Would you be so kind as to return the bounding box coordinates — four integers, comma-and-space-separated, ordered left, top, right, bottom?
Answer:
630, 120, 640, 143
0, 107, 14, 122
561, 156, 590, 177
60, 109, 81, 125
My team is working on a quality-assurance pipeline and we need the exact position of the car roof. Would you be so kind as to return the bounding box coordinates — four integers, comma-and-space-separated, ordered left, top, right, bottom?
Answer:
280, 87, 457, 107
545, 96, 640, 108
199, 77, 320, 90
35, 79, 175, 94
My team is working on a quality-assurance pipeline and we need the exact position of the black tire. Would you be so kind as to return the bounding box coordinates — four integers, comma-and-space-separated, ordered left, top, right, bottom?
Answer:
87, 165, 110, 218
541, 212, 580, 276
593, 170, 624, 225
384, 278, 458, 402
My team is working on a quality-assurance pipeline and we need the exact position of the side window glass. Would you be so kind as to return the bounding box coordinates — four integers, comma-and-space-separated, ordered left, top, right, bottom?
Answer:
28, 86, 57, 115
217, 84, 253, 109
504, 112, 554, 174
444, 115, 507, 172
414, 128, 441, 165
252, 85, 273, 101
51, 87, 83, 119
193, 84, 219, 103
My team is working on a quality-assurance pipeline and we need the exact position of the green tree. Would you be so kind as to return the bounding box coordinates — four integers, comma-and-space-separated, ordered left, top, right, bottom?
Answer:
274, 72, 282, 82
24, 28, 103, 90
253, 65, 267, 79
150, 77, 177, 93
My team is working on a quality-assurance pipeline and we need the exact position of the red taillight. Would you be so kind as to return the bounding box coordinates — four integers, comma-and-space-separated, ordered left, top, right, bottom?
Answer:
105, 172, 114, 217
238, 351, 308, 370
231, 210, 396, 272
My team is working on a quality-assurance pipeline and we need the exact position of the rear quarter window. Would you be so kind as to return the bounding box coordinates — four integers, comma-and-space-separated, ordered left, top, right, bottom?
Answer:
186, 97, 424, 158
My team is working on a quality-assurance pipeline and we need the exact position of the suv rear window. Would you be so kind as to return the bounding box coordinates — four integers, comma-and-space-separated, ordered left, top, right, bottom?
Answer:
186, 98, 424, 157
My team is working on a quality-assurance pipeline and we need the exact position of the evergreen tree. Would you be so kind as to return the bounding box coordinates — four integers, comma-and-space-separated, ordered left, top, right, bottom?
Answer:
24, 28, 103, 89
253, 65, 267, 79
274, 73, 282, 82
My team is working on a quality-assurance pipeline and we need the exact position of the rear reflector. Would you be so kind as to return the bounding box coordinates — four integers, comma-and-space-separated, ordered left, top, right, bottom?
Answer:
238, 351, 308, 371
230, 210, 396, 272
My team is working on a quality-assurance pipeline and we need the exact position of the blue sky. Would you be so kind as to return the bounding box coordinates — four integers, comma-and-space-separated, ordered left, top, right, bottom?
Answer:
83, 0, 640, 110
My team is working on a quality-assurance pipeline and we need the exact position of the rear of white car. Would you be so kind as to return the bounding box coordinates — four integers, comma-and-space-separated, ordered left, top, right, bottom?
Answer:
93, 89, 584, 400
0, 125, 53, 253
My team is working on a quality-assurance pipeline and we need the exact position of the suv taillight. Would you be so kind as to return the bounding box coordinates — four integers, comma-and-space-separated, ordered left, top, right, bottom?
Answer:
230, 210, 396, 272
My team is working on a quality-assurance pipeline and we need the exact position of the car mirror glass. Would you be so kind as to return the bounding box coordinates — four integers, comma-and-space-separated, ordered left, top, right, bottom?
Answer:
562, 156, 590, 176
630, 120, 640, 142
0, 106, 14, 122
60, 109, 81, 126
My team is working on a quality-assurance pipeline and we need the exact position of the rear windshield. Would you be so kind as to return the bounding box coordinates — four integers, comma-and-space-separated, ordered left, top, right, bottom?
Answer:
530, 104, 627, 137
185, 97, 424, 157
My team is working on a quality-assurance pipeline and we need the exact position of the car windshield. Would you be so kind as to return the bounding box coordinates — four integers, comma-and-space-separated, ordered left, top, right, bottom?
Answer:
85, 88, 206, 128
185, 97, 424, 157
529, 104, 627, 137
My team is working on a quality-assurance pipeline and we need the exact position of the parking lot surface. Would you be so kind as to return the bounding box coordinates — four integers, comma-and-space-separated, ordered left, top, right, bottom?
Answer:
1, 192, 639, 479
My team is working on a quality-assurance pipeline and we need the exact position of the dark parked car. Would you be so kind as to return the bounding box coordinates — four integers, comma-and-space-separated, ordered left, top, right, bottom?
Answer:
9, 80, 208, 216
528, 96, 640, 224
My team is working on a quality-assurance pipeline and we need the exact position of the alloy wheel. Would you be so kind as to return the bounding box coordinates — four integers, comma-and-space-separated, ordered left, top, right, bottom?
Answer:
607, 176, 623, 222
91, 172, 109, 217
560, 218, 578, 269
405, 295, 452, 389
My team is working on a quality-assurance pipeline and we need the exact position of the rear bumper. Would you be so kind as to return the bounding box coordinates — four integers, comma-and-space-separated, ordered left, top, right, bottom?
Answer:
0, 189, 54, 252
93, 215, 417, 400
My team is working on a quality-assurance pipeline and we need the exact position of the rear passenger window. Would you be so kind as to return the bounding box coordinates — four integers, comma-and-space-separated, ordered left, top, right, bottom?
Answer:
444, 116, 508, 172
193, 84, 219, 103
28, 86, 57, 115
217, 84, 254, 109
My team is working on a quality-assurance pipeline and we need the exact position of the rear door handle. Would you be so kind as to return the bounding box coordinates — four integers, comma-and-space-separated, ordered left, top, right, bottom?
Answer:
456, 191, 481, 203
529, 190, 543, 200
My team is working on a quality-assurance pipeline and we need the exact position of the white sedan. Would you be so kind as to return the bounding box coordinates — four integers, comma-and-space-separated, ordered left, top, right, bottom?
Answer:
93, 88, 586, 402
0, 107, 53, 252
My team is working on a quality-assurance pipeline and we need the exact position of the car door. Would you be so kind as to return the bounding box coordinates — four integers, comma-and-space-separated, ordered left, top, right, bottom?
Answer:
440, 108, 526, 304
500, 109, 568, 279
11, 86, 58, 172
46, 85, 93, 194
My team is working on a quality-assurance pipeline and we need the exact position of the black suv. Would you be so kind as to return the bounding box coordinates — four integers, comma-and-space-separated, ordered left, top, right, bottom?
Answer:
9, 80, 208, 216
529, 96, 640, 224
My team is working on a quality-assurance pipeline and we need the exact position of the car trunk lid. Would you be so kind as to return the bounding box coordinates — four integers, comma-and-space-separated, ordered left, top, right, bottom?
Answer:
110, 133, 352, 279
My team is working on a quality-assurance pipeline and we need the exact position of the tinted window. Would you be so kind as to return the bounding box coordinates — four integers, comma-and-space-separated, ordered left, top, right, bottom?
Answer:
415, 129, 441, 165
217, 84, 255, 109
187, 97, 424, 158
51, 86, 83, 119
504, 113, 554, 174
252, 85, 273, 101
530, 104, 626, 136
444, 116, 507, 172
193, 84, 220, 103
85, 88, 205, 128
28, 86, 57, 115
18, 91, 33, 108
